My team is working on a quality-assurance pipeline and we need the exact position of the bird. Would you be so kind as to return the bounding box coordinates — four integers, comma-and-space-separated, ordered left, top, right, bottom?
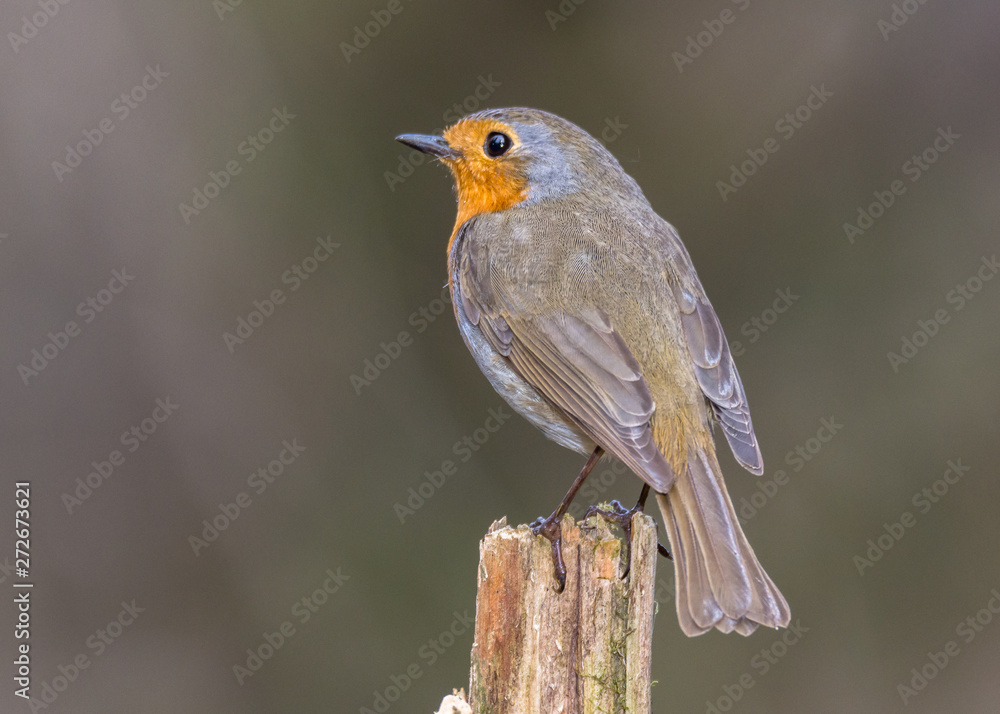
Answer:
396, 107, 790, 637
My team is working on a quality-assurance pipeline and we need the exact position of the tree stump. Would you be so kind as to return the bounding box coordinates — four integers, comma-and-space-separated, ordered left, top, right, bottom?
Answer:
463, 513, 658, 713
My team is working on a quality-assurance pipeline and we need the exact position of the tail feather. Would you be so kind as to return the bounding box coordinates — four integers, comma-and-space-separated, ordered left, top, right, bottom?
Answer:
655, 448, 790, 637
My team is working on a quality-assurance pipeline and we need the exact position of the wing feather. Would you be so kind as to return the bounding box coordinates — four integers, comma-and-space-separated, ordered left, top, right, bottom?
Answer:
662, 224, 764, 474
457, 235, 676, 492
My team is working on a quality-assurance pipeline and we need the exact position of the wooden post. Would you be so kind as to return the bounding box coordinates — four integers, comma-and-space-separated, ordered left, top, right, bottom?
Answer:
459, 513, 658, 713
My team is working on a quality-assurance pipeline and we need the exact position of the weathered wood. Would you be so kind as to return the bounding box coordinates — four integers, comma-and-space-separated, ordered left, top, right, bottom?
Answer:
464, 513, 658, 714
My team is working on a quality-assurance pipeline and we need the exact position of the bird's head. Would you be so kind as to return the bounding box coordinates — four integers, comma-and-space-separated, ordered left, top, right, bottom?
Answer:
397, 107, 637, 232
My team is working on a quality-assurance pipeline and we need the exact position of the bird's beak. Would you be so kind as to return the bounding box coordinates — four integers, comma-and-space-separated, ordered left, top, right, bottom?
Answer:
395, 133, 459, 160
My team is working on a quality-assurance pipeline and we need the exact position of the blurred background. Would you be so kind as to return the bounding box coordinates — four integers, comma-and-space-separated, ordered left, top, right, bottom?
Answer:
1, 0, 999, 711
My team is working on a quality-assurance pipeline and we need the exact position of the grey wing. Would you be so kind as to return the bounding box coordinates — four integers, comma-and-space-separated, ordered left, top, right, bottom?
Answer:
662, 223, 764, 475
455, 232, 677, 493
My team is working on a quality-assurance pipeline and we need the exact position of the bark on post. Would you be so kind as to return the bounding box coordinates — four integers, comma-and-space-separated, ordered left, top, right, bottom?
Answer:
465, 513, 658, 713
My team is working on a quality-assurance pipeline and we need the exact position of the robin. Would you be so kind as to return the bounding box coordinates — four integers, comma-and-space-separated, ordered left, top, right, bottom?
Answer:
396, 108, 790, 636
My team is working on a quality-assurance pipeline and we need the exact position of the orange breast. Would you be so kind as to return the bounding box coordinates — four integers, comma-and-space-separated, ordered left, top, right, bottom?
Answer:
442, 118, 529, 256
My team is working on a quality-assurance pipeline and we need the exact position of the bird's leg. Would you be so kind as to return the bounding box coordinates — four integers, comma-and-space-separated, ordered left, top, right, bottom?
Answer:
584, 483, 672, 579
530, 446, 604, 592
632, 485, 674, 561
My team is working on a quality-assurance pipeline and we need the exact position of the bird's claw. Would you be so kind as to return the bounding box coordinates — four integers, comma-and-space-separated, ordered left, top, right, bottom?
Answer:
584, 484, 672, 578
530, 512, 567, 592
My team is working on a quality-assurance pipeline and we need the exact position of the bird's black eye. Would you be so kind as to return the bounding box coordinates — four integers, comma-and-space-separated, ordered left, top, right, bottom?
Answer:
485, 132, 511, 157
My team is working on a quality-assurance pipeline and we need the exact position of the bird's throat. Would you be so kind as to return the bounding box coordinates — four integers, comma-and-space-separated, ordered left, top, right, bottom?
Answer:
446, 163, 528, 242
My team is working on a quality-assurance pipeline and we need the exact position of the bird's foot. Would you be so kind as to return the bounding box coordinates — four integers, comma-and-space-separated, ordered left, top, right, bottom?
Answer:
584, 484, 672, 578
530, 511, 567, 592
529, 446, 605, 593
